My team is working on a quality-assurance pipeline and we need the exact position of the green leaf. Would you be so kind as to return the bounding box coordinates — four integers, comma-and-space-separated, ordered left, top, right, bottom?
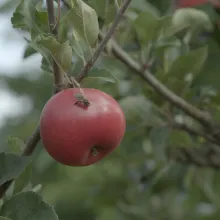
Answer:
0, 217, 11, 220
61, 0, 99, 47
14, 163, 32, 194
87, 0, 117, 24
161, 77, 191, 98
23, 45, 37, 59
82, 68, 120, 84
83, 76, 116, 83
87, 0, 107, 18
168, 130, 193, 146
35, 1, 47, 12
41, 57, 53, 74
154, 36, 181, 59
149, 126, 170, 160
133, 14, 172, 46
130, 0, 160, 15
0, 153, 31, 185
32, 184, 42, 193
11, 0, 48, 39
158, 15, 173, 33
0, 192, 59, 220
166, 46, 208, 80
183, 166, 196, 190
23, 37, 53, 73
24, 38, 51, 73
71, 31, 86, 63
7, 136, 25, 154
192, 38, 220, 89
33, 34, 72, 73
120, 95, 163, 127
172, 8, 213, 32
134, 11, 159, 44
31, 2, 49, 39
11, 0, 34, 30
96, 207, 123, 220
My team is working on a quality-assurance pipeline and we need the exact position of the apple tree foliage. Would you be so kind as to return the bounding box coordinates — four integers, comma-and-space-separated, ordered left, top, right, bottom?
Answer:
1, 0, 220, 219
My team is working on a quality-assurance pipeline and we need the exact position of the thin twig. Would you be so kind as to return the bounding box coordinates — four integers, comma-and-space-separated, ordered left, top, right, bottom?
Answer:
53, 0, 61, 31
169, 146, 220, 168
46, 0, 63, 86
173, 122, 218, 145
75, 0, 132, 82
21, 126, 41, 156
47, 0, 58, 35
99, 33, 212, 127
155, 105, 219, 145
0, 126, 41, 198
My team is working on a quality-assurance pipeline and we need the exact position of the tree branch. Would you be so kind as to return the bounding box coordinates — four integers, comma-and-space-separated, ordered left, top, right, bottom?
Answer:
101, 36, 220, 155
46, 0, 63, 87
169, 146, 220, 168
156, 106, 219, 145
99, 33, 212, 128
173, 122, 219, 145
0, 128, 41, 198
75, 0, 132, 82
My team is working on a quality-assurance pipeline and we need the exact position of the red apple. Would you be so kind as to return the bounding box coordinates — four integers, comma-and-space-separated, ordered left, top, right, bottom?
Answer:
176, 0, 220, 8
40, 88, 126, 166
210, 0, 220, 8
176, 0, 208, 8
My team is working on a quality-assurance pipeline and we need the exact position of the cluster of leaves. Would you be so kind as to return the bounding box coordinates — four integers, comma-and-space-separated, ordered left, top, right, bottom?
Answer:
2, 0, 220, 219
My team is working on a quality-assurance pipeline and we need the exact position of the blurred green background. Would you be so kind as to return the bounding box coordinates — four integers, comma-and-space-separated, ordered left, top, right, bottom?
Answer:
2, 0, 220, 219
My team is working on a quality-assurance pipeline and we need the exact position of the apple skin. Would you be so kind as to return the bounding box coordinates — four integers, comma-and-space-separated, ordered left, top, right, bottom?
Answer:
177, 0, 220, 8
40, 88, 126, 166
177, 0, 208, 8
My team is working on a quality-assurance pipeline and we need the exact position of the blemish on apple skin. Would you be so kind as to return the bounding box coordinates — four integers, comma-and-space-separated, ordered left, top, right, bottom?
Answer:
75, 102, 91, 109
91, 147, 99, 156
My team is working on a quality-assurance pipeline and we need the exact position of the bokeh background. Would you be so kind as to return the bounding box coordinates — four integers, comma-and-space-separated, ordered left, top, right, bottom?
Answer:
2, 0, 220, 219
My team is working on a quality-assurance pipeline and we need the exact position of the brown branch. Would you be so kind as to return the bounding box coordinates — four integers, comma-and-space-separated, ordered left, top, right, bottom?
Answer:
156, 106, 219, 145
47, 0, 63, 87
104, 36, 220, 146
173, 122, 219, 145
0, 124, 41, 199
75, 0, 132, 82
99, 33, 212, 128
0, 180, 13, 199
47, 0, 58, 35
169, 146, 220, 168
53, 0, 61, 31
